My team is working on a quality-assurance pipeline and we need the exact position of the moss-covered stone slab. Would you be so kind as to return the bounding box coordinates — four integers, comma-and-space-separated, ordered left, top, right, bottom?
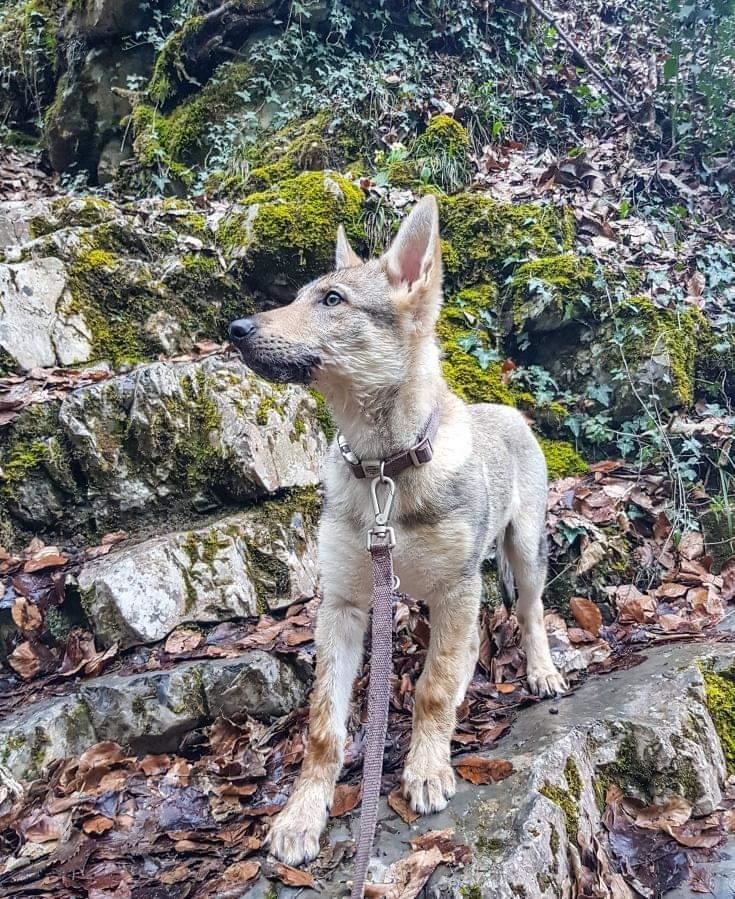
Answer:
0, 256, 92, 369
0, 651, 308, 783
217, 171, 365, 296
77, 497, 318, 649
0, 357, 327, 544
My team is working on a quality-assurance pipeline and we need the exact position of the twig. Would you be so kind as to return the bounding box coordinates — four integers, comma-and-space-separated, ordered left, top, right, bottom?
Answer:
525, 0, 634, 112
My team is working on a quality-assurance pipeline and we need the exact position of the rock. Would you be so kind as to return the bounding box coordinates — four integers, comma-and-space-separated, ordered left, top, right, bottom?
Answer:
78, 502, 318, 649
2, 356, 326, 541
45, 45, 154, 176
58, 355, 325, 512
0, 652, 308, 782
0, 257, 92, 370
0, 199, 53, 251
64, 0, 149, 41
251, 641, 731, 898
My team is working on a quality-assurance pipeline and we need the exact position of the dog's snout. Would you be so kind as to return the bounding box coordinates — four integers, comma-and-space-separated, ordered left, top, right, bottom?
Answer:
229, 317, 257, 341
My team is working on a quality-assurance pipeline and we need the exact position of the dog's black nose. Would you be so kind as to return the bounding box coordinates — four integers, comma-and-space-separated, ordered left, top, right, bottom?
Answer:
229, 318, 257, 341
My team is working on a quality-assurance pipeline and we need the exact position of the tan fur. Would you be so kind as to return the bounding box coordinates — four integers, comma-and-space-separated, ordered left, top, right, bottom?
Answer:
231, 196, 566, 866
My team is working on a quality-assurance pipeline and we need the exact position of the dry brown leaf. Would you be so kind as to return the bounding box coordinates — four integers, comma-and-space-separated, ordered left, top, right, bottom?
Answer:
82, 815, 115, 835
679, 531, 705, 561
273, 863, 316, 888
23, 550, 68, 572
221, 860, 260, 883
721, 556, 735, 603
364, 847, 443, 899
495, 683, 517, 694
630, 796, 692, 831
164, 627, 203, 654
330, 782, 361, 817
569, 597, 602, 636
8, 639, 53, 680
11, 596, 42, 632
456, 757, 513, 785
388, 788, 419, 824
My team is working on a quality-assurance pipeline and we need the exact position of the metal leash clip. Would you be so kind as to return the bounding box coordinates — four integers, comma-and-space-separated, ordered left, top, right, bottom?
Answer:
366, 464, 400, 591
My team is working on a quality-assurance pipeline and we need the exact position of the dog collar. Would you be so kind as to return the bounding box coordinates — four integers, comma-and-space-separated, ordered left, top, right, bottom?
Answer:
337, 406, 440, 480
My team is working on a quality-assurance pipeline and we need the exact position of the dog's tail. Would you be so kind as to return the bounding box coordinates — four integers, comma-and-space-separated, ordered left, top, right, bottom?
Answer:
496, 528, 516, 611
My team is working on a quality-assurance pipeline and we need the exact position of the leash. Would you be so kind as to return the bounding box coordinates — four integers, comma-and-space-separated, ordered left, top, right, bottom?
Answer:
340, 410, 440, 899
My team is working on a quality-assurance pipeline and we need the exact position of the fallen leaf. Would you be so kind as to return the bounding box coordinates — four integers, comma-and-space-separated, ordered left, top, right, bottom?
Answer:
82, 815, 115, 835
272, 863, 315, 888
388, 788, 419, 824
364, 847, 443, 899
164, 627, 203, 654
570, 597, 602, 636
331, 782, 361, 817
456, 757, 514, 785
221, 860, 260, 883
11, 596, 42, 632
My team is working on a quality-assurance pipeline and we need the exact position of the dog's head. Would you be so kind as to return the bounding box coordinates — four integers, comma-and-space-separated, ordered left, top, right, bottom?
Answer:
229, 195, 443, 399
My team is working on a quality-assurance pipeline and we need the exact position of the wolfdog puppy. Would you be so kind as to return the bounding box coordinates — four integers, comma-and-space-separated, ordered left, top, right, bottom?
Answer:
229, 194, 567, 866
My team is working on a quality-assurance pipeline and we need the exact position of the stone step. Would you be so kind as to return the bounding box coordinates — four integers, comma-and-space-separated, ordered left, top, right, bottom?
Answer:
77, 496, 318, 649
0, 650, 308, 784
1, 641, 733, 897
1, 354, 327, 543
278, 642, 733, 898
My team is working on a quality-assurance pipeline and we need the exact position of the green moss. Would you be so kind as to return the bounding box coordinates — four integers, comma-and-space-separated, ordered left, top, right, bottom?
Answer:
1, 733, 26, 765
439, 195, 567, 289
510, 254, 596, 329
600, 728, 701, 805
1, 439, 50, 495
29, 196, 115, 237
460, 887, 482, 899
538, 438, 588, 481
540, 780, 579, 842
622, 297, 702, 407
255, 390, 286, 427
436, 284, 515, 405
309, 389, 336, 441
148, 15, 204, 105
218, 171, 365, 280
702, 665, 735, 775
386, 159, 418, 187
63, 699, 92, 743
411, 115, 470, 193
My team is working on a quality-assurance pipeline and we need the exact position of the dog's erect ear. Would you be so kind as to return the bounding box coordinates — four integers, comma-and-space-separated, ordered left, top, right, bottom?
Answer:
383, 195, 442, 327
335, 225, 363, 269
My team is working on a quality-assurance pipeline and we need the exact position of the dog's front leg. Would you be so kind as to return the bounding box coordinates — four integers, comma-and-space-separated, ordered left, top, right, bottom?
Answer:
268, 536, 370, 866
402, 576, 480, 814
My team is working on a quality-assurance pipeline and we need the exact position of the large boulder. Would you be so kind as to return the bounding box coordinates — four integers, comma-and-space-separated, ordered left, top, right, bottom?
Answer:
0, 257, 92, 369
78, 500, 319, 649
1, 356, 327, 542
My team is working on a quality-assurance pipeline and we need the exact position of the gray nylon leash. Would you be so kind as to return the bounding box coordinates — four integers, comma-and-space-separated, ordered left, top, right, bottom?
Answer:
349, 542, 396, 899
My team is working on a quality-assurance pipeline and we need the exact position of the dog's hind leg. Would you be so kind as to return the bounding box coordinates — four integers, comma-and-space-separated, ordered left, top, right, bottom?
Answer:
402, 576, 480, 814
502, 511, 567, 697
268, 532, 370, 866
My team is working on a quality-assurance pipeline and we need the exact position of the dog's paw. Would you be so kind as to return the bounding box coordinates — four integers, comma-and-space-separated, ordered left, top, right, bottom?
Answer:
526, 665, 568, 698
267, 795, 327, 866
402, 761, 456, 815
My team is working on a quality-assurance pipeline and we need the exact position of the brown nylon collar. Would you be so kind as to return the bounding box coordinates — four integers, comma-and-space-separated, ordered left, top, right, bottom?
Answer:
337, 406, 440, 480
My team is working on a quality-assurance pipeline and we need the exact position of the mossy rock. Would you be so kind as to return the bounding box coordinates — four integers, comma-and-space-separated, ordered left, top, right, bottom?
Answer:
411, 114, 470, 194
148, 14, 206, 106
132, 62, 251, 179
621, 297, 702, 409
439, 195, 571, 290
217, 171, 365, 288
702, 664, 735, 775
0, 0, 60, 133
510, 254, 596, 332
437, 283, 515, 405
538, 438, 588, 481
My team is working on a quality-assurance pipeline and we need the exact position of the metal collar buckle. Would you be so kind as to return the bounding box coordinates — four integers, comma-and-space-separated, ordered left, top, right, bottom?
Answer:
366, 463, 400, 590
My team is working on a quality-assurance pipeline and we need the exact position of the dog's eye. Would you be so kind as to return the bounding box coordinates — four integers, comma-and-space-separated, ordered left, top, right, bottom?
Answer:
322, 290, 343, 308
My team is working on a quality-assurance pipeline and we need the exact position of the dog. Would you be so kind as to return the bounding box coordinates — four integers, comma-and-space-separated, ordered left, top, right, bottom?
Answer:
229, 194, 567, 867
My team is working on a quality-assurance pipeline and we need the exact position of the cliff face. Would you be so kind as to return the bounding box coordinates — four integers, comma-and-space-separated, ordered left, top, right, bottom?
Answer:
1, 1, 734, 895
